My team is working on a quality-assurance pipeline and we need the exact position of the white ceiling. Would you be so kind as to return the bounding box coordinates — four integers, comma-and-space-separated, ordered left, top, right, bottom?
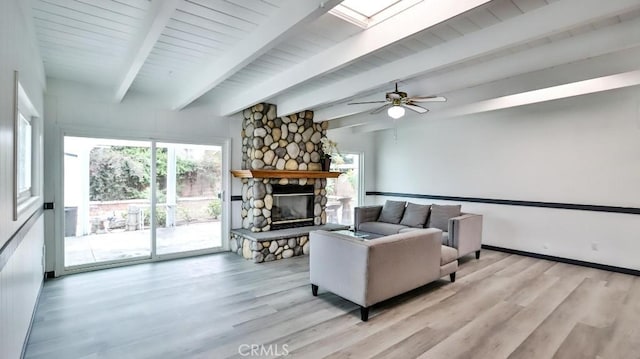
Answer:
31, 0, 640, 129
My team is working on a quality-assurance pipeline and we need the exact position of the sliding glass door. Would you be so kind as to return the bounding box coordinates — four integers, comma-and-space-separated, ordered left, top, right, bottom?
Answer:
155, 143, 223, 255
63, 137, 152, 267
63, 136, 225, 270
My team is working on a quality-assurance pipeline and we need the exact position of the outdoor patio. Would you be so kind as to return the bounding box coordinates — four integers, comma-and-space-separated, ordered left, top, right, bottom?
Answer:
65, 221, 222, 267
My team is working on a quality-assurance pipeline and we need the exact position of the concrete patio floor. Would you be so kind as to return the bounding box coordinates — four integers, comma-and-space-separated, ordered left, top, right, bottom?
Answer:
64, 221, 222, 267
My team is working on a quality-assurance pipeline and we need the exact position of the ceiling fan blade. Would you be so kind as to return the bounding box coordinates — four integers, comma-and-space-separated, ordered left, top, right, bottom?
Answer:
348, 100, 387, 105
370, 104, 390, 114
403, 103, 429, 114
408, 96, 447, 103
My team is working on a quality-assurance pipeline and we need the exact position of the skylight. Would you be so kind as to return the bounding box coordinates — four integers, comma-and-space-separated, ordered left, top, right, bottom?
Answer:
341, 0, 402, 17
330, 0, 422, 28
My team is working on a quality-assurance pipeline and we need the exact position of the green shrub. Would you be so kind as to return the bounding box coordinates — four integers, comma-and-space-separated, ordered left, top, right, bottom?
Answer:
178, 206, 192, 223
143, 206, 166, 227
207, 199, 222, 219
89, 147, 148, 201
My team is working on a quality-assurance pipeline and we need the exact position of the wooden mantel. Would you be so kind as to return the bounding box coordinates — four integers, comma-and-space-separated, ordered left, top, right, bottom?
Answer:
231, 169, 341, 179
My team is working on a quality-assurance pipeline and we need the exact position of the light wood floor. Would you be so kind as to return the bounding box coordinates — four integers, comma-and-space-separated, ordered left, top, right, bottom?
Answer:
25, 250, 640, 359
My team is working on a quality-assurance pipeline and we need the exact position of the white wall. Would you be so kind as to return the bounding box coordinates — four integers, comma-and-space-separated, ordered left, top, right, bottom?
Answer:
0, 0, 45, 249
229, 114, 244, 229
0, 218, 45, 359
372, 86, 640, 269
45, 79, 231, 141
0, 0, 46, 357
43, 79, 234, 273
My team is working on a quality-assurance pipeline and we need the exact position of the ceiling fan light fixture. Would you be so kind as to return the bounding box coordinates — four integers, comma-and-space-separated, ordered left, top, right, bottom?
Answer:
387, 105, 405, 119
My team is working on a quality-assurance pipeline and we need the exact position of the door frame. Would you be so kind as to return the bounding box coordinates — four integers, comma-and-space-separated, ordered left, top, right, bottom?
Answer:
330, 150, 365, 222
54, 128, 231, 276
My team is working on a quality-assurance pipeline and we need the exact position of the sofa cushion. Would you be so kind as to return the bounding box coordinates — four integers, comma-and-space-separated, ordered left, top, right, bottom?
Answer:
429, 204, 461, 231
399, 203, 431, 228
377, 200, 407, 224
441, 245, 458, 266
359, 222, 407, 236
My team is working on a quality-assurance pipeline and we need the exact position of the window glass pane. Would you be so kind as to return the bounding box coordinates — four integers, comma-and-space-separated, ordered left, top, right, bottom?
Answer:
326, 153, 360, 225
18, 112, 32, 193
156, 143, 224, 255
64, 137, 152, 267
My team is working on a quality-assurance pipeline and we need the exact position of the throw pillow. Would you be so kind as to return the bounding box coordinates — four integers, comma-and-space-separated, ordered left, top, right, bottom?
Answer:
399, 203, 431, 228
377, 200, 407, 224
429, 204, 462, 231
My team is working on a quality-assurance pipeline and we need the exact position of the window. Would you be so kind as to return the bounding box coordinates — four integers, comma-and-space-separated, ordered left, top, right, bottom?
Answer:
13, 71, 40, 220
17, 111, 33, 202
326, 153, 362, 225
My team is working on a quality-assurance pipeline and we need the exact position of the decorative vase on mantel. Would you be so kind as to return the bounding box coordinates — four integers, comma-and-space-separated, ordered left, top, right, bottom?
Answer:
321, 156, 332, 171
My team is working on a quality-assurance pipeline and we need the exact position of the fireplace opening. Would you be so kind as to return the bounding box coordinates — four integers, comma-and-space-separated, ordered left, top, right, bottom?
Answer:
271, 184, 314, 229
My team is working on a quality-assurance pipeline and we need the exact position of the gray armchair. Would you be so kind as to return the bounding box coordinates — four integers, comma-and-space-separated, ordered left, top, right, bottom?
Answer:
309, 229, 457, 321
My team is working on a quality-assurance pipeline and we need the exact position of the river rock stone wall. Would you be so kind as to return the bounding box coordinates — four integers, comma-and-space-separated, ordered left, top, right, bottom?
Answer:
230, 232, 310, 263
239, 103, 329, 232
241, 103, 328, 171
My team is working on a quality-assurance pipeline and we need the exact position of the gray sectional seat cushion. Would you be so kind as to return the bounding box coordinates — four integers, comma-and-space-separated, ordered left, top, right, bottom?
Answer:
359, 222, 407, 236
377, 200, 406, 224
441, 245, 458, 266
399, 202, 431, 228
428, 204, 462, 231
400, 228, 450, 245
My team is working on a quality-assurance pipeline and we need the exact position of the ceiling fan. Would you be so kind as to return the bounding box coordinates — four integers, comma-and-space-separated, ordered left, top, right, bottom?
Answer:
348, 83, 446, 119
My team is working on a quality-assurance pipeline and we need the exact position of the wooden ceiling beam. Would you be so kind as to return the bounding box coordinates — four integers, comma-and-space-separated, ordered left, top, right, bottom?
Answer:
114, 0, 181, 102
277, 0, 640, 117
219, 0, 492, 116
318, 15, 640, 122
353, 69, 640, 133
170, 0, 342, 111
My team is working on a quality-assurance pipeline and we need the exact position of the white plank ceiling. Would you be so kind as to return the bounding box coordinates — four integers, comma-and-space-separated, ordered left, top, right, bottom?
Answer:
30, 0, 640, 128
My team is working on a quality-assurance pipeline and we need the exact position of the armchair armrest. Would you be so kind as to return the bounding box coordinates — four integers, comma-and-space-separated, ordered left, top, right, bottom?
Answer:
448, 213, 483, 257
354, 206, 382, 231
309, 231, 369, 306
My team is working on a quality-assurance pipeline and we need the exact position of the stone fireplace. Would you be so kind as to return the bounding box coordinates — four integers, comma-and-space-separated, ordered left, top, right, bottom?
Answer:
238, 103, 330, 232
230, 103, 346, 263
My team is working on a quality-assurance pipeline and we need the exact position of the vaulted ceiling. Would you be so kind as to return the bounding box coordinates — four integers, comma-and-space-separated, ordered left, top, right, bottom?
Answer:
30, 0, 640, 130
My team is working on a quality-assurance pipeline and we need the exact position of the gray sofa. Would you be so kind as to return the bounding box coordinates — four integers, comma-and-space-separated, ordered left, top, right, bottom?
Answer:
310, 228, 458, 321
354, 201, 483, 259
